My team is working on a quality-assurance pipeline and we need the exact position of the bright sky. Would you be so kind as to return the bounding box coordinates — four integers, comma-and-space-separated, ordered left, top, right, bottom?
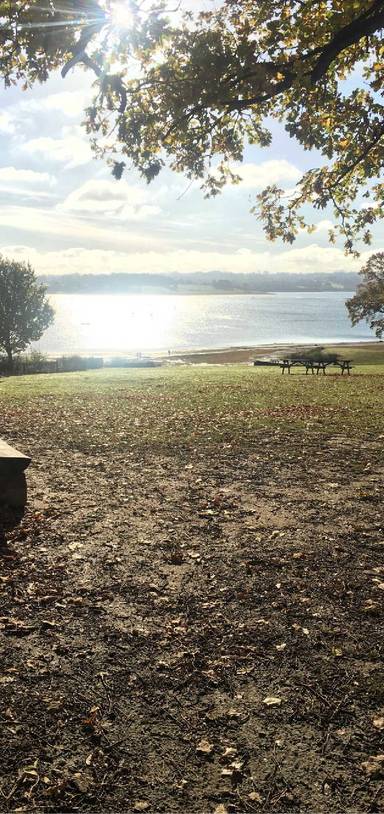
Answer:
0, 1, 380, 277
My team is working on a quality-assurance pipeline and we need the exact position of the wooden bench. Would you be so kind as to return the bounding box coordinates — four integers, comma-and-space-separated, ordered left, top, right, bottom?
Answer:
0, 440, 31, 541
280, 358, 353, 375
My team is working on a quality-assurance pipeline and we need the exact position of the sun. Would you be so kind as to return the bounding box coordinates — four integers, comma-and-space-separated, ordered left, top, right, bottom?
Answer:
110, 2, 134, 29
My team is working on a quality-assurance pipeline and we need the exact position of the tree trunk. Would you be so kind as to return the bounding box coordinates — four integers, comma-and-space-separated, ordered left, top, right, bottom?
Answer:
5, 346, 13, 373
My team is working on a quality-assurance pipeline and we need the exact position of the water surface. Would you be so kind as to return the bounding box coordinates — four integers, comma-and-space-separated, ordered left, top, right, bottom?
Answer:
34, 291, 374, 356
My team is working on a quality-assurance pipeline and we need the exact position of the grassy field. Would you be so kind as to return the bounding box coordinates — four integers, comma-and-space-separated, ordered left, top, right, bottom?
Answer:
1, 356, 383, 451
0, 358, 383, 812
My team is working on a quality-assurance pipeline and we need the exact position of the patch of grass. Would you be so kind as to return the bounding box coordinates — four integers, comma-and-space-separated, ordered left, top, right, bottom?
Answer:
1, 364, 383, 453
324, 343, 384, 365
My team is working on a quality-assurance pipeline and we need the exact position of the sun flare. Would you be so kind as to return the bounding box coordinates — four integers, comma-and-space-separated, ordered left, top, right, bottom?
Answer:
110, 2, 134, 29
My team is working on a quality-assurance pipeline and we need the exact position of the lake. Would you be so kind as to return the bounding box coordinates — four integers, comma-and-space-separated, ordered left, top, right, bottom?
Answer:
34, 291, 375, 356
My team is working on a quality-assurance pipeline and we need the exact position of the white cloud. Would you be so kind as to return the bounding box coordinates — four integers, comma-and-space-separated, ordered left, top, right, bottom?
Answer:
314, 219, 334, 232
5, 90, 90, 128
21, 128, 93, 168
236, 247, 253, 256
272, 243, 355, 274
236, 160, 301, 189
0, 111, 16, 134
0, 166, 56, 192
60, 179, 161, 221
29, 90, 90, 119
0, 243, 370, 278
0, 205, 164, 252
0, 167, 56, 200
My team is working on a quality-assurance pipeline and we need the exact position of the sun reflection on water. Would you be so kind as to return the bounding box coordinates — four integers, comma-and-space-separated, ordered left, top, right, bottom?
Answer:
34, 291, 374, 357
46, 294, 179, 355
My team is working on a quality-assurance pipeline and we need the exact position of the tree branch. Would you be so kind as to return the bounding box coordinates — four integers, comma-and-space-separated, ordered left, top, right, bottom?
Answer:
222, 0, 384, 110
330, 125, 384, 189
61, 20, 105, 78
310, 0, 384, 83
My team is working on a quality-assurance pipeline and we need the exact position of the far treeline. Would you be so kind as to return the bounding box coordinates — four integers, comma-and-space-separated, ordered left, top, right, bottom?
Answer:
40, 272, 359, 295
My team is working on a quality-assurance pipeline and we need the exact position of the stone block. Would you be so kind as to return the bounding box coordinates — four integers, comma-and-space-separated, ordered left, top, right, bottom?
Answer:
0, 472, 27, 509
0, 441, 31, 538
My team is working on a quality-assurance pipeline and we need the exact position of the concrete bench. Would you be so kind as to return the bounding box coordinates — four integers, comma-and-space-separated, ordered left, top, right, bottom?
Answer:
0, 440, 31, 540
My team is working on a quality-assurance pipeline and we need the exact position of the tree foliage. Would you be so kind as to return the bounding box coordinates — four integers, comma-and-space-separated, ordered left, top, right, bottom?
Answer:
0, 257, 55, 368
1, 1, 384, 252
346, 252, 384, 337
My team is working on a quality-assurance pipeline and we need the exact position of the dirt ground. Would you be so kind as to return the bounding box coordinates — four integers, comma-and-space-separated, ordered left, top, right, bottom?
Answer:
1, 421, 384, 812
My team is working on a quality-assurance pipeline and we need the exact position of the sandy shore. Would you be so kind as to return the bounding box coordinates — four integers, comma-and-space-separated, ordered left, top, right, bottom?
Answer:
160, 340, 383, 365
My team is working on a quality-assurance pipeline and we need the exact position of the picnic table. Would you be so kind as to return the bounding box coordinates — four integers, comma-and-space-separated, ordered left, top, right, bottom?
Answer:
280, 358, 353, 375
253, 357, 353, 375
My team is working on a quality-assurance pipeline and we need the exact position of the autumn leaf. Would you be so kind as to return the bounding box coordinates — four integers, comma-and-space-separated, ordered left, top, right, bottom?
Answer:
196, 739, 214, 755
361, 755, 384, 777
248, 791, 263, 803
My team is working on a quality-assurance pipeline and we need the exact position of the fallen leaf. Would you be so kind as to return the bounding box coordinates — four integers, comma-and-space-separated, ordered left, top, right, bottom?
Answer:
174, 779, 188, 790
275, 643, 286, 651
196, 739, 214, 755
373, 717, 384, 731
214, 806, 228, 814
72, 773, 91, 793
335, 727, 348, 738
23, 769, 39, 779
363, 599, 379, 613
222, 747, 237, 759
262, 696, 282, 706
1, 618, 35, 636
227, 708, 243, 718
133, 802, 150, 812
361, 755, 384, 777
47, 699, 64, 711
248, 791, 263, 803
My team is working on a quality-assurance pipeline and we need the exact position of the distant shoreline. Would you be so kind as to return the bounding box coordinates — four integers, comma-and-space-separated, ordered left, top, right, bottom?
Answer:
160, 340, 382, 365
47, 289, 354, 296
48, 290, 276, 296
42, 340, 381, 364
40, 270, 360, 297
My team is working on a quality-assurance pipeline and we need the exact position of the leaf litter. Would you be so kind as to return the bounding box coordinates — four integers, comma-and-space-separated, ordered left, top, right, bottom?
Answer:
0, 369, 383, 811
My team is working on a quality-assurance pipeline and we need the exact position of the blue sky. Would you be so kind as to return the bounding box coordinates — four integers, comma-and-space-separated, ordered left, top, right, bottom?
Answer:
0, 1, 380, 277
